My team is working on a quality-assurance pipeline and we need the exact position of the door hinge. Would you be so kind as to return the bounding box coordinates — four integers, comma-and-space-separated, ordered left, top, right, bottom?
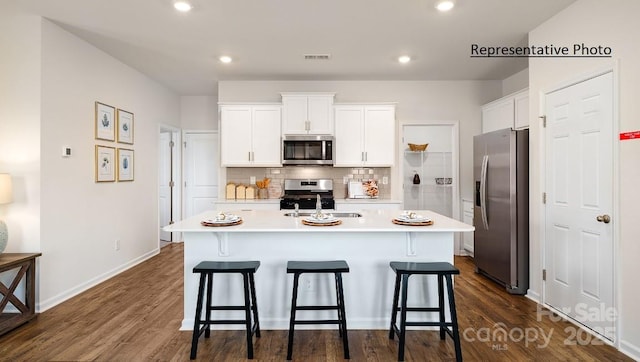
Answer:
542, 192, 547, 204
183, 141, 187, 148
539, 115, 546, 128
542, 269, 547, 281
169, 181, 175, 187
169, 140, 175, 148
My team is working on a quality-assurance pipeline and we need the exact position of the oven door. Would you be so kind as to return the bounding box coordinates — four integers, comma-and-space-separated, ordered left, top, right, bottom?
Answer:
282, 135, 333, 165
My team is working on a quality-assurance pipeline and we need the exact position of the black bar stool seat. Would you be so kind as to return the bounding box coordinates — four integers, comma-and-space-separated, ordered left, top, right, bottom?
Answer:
190, 260, 261, 360
286, 260, 350, 360
388, 261, 462, 362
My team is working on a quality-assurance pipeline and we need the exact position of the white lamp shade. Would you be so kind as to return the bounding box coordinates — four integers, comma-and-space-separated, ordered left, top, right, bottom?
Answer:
0, 174, 13, 204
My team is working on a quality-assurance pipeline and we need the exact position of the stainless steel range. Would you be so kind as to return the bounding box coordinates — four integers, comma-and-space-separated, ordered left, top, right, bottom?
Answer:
279, 179, 335, 210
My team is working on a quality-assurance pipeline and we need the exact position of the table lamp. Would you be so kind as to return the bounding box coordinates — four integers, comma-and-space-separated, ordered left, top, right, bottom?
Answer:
0, 173, 13, 254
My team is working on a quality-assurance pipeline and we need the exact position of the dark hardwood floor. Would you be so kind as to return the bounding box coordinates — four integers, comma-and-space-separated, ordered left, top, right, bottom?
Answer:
0, 243, 632, 361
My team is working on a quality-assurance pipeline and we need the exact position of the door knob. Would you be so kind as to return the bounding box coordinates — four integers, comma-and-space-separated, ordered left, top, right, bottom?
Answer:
596, 214, 611, 223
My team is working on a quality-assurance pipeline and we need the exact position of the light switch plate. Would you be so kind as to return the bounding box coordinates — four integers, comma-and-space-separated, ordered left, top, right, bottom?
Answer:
382, 176, 389, 185
250, 176, 256, 184
62, 146, 72, 157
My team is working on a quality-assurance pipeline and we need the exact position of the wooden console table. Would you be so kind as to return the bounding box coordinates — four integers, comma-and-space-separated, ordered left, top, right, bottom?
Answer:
0, 253, 41, 336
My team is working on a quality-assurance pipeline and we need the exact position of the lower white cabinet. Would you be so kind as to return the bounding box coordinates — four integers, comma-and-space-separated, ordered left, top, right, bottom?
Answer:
335, 200, 402, 211
216, 200, 280, 211
462, 199, 474, 255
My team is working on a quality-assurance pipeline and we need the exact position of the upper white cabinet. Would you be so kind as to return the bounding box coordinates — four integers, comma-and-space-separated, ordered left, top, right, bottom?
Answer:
481, 89, 529, 133
281, 93, 335, 135
334, 105, 395, 167
220, 105, 282, 167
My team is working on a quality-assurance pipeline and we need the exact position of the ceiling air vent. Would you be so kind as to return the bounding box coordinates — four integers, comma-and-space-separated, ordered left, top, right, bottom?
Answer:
304, 54, 331, 60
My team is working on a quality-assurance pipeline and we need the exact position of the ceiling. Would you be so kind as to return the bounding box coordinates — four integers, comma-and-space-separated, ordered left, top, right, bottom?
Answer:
8, 0, 576, 95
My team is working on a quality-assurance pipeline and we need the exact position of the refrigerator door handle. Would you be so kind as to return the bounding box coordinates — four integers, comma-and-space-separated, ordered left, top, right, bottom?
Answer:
480, 155, 489, 229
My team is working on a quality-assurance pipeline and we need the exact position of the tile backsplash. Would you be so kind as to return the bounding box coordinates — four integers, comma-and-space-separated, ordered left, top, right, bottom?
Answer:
225, 167, 391, 199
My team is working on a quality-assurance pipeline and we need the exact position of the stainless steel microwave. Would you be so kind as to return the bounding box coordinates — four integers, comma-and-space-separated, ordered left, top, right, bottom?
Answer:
282, 135, 334, 166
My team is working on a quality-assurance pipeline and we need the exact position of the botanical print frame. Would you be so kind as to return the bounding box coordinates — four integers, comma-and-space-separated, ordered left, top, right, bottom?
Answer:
117, 148, 134, 182
95, 102, 116, 141
117, 109, 134, 144
95, 145, 116, 182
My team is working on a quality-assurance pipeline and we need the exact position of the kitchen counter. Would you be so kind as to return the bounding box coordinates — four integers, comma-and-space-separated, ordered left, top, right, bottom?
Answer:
164, 209, 473, 330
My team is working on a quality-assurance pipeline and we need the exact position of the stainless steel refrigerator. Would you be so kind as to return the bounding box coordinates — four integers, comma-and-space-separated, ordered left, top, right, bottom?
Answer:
473, 128, 529, 295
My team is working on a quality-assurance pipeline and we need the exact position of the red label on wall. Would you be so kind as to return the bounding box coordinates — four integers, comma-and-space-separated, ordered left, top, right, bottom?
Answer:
620, 131, 640, 140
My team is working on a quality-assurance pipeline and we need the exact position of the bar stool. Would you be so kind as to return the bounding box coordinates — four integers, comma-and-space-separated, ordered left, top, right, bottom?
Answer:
286, 260, 350, 360
190, 261, 261, 360
388, 261, 462, 362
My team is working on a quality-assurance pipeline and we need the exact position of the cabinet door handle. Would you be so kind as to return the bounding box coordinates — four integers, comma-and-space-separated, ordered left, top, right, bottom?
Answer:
365, 152, 368, 162
248, 151, 251, 162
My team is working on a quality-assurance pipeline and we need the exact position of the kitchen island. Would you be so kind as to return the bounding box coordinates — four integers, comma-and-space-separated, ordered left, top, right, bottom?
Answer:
163, 209, 473, 330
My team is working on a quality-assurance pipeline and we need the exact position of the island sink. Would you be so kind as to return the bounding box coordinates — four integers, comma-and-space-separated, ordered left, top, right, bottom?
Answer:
283, 212, 363, 218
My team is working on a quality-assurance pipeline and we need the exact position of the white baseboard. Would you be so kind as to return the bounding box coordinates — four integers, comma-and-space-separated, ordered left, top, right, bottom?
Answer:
526, 289, 540, 303
620, 340, 640, 361
38, 248, 160, 312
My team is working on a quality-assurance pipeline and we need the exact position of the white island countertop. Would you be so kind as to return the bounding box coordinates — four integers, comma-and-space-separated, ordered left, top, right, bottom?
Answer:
164, 209, 473, 233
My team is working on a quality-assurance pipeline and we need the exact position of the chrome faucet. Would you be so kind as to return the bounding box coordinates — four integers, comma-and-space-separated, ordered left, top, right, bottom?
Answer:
294, 203, 299, 217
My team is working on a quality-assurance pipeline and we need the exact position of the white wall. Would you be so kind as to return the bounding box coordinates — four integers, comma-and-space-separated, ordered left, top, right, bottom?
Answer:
1, 14, 182, 310
502, 68, 529, 96
218, 80, 502, 203
529, 0, 640, 358
180, 96, 217, 130
0, 8, 42, 253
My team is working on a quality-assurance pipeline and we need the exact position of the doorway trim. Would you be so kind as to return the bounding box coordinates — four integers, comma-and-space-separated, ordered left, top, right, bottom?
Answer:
397, 120, 461, 254
158, 124, 182, 245
539, 63, 620, 346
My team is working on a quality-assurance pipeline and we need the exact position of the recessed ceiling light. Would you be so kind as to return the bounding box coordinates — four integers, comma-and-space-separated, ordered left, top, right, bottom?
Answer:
398, 55, 411, 64
174, 1, 192, 12
219, 56, 233, 64
435, 0, 455, 12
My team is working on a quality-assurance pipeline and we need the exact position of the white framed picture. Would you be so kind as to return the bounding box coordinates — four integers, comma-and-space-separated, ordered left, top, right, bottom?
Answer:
95, 145, 116, 182
95, 102, 115, 141
117, 148, 134, 182
117, 109, 134, 144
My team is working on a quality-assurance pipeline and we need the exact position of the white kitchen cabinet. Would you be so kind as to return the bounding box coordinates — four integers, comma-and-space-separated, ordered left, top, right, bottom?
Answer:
513, 90, 529, 129
481, 89, 529, 133
281, 93, 334, 135
220, 105, 282, 167
462, 199, 474, 255
334, 105, 395, 167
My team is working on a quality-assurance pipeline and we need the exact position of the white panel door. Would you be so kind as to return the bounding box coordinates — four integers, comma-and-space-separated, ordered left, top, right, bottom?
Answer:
544, 72, 614, 340
184, 132, 218, 218
334, 106, 364, 166
159, 132, 172, 241
363, 106, 395, 166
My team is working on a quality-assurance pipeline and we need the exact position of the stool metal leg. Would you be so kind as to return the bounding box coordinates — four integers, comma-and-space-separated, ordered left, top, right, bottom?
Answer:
249, 272, 261, 338
398, 274, 409, 362
287, 273, 301, 360
334, 273, 343, 338
446, 274, 463, 362
242, 273, 254, 359
205, 272, 213, 338
438, 274, 446, 340
389, 272, 401, 340
190, 273, 207, 360
336, 272, 350, 359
